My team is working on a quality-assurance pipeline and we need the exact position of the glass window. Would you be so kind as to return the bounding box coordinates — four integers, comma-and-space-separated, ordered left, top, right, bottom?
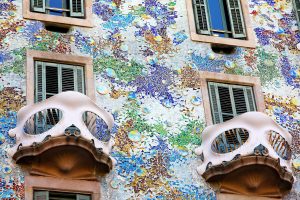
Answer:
31, 0, 85, 18
192, 0, 246, 39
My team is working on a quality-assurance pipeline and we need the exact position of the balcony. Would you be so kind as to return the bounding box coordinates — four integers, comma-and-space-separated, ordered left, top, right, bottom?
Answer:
8, 91, 115, 180
195, 112, 294, 198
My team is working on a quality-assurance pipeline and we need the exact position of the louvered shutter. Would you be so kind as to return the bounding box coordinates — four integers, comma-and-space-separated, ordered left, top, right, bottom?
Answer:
61, 67, 75, 92
245, 87, 256, 111
70, 0, 85, 17
208, 82, 221, 124
232, 87, 248, 115
76, 194, 91, 200
293, 0, 300, 28
76, 67, 85, 93
225, 0, 246, 38
208, 82, 257, 124
31, 0, 46, 13
218, 85, 235, 122
192, 0, 211, 35
35, 61, 45, 103
34, 191, 49, 200
45, 63, 59, 99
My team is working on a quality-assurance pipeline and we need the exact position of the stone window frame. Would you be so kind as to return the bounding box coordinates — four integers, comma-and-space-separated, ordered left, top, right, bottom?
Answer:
25, 175, 100, 199
182, 69, 265, 126
185, 0, 256, 48
26, 49, 95, 105
23, 0, 93, 28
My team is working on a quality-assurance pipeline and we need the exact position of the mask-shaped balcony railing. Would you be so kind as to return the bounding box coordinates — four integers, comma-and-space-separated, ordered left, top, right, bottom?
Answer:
195, 112, 294, 198
8, 91, 115, 180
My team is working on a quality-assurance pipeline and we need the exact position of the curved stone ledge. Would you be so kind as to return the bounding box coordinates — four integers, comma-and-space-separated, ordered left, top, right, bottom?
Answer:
13, 135, 113, 180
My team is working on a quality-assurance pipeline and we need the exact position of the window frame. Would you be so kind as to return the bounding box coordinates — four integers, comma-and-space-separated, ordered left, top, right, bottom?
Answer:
26, 175, 100, 200
23, 0, 93, 27
181, 69, 265, 125
26, 49, 95, 105
185, 0, 256, 48
207, 81, 257, 124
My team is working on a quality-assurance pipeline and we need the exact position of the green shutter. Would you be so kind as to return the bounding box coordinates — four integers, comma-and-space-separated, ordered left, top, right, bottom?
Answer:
61, 66, 75, 92
35, 61, 45, 103
34, 191, 49, 200
70, 0, 85, 17
217, 84, 235, 122
35, 62, 85, 102
76, 67, 85, 93
45, 63, 59, 99
31, 0, 46, 13
76, 194, 91, 200
293, 0, 300, 28
208, 82, 222, 124
208, 82, 257, 124
225, 0, 246, 38
192, 0, 211, 35
245, 87, 256, 111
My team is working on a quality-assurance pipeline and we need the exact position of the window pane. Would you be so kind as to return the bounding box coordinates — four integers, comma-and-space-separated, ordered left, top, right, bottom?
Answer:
48, 0, 65, 16
207, 0, 225, 31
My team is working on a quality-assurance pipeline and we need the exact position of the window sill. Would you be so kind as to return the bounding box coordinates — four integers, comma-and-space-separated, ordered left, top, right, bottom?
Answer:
190, 32, 256, 48
23, 0, 93, 28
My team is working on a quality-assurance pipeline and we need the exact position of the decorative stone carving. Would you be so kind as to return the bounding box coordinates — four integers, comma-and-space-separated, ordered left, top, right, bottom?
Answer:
195, 112, 294, 198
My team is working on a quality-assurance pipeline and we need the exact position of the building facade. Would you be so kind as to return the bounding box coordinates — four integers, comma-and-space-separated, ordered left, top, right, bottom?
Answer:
0, 0, 299, 199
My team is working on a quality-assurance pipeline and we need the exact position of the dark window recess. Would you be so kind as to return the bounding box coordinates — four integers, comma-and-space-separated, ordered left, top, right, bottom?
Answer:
192, 0, 246, 39
211, 44, 236, 54
34, 190, 91, 200
31, 0, 85, 18
208, 82, 256, 124
45, 25, 70, 33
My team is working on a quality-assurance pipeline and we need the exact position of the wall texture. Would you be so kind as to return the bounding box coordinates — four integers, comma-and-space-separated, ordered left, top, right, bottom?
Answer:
0, 0, 299, 199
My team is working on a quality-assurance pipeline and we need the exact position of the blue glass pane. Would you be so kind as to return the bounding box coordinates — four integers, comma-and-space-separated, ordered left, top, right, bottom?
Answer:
49, 0, 63, 16
207, 0, 225, 31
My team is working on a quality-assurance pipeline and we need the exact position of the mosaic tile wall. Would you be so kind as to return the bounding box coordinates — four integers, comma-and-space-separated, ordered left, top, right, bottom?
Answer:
0, 0, 299, 199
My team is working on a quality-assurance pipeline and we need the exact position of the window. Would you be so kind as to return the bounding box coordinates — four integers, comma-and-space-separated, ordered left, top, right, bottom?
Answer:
23, 0, 93, 27
35, 61, 85, 102
293, 0, 300, 28
208, 82, 256, 124
26, 50, 95, 105
34, 190, 91, 200
185, 0, 255, 47
192, 0, 245, 39
31, 0, 84, 18
25, 176, 101, 199
181, 70, 265, 125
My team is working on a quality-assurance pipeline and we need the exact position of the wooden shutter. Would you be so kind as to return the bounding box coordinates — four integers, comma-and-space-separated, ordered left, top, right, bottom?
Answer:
61, 66, 75, 92
31, 0, 46, 13
208, 82, 257, 124
76, 194, 91, 200
217, 84, 235, 122
76, 67, 85, 93
293, 0, 300, 28
45, 63, 59, 99
225, 0, 246, 38
35, 61, 45, 103
192, 0, 211, 35
208, 82, 222, 124
245, 87, 256, 111
70, 0, 85, 17
34, 191, 49, 200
